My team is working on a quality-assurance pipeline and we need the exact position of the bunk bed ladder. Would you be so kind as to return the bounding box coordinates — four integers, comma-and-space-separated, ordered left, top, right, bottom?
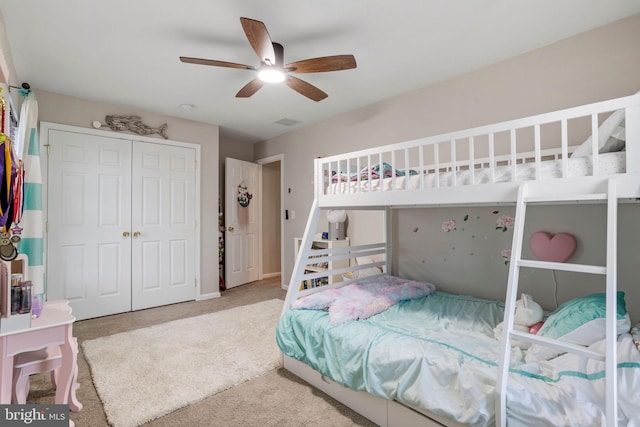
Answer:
496, 178, 618, 427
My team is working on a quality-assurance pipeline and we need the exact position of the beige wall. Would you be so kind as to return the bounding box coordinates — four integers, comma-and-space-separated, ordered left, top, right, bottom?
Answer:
254, 14, 640, 304
394, 204, 640, 324
34, 90, 220, 296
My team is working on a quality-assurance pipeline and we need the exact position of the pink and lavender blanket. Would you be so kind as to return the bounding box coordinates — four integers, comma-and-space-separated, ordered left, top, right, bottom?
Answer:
331, 162, 419, 183
291, 275, 436, 324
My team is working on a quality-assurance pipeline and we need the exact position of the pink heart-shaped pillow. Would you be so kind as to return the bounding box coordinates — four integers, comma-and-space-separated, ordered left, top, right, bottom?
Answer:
529, 232, 576, 263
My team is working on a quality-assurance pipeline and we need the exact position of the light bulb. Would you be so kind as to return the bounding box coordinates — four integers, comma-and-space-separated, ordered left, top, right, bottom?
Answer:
258, 68, 285, 83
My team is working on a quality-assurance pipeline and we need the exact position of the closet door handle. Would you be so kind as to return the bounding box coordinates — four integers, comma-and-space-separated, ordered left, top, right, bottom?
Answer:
227, 226, 234, 232
122, 231, 130, 237
133, 231, 141, 238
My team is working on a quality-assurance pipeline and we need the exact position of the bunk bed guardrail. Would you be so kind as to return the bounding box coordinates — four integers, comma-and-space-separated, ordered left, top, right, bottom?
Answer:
314, 92, 640, 207
285, 231, 387, 311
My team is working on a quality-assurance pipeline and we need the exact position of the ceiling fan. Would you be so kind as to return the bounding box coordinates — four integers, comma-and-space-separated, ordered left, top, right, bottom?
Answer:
180, 17, 357, 102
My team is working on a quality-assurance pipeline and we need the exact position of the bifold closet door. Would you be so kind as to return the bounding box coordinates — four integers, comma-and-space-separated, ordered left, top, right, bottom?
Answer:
47, 130, 133, 320
130, 141, 196, 310
47, 129, 197, 320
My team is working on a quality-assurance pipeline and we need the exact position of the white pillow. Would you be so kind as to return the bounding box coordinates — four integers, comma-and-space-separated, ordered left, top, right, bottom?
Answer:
355, 256, 384, 277
571, 109, 626, 158
525, 292, 630, 363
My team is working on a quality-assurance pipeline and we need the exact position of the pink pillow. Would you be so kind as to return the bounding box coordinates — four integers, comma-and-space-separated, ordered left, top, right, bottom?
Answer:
529, 232, 576, 263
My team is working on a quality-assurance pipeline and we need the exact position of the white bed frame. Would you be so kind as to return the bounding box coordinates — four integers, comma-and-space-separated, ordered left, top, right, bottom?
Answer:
281, 92, 640, 426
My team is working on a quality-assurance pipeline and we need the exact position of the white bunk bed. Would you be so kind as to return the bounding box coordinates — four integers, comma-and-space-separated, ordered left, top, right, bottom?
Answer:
278, 92, 640, 427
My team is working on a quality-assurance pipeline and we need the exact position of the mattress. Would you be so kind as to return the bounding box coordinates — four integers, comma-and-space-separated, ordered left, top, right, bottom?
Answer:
328, 151, 626, 194
277, 288, 640, 426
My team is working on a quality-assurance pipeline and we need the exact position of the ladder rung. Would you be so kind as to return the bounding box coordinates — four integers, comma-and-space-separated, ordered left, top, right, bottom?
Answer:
517, 259, 606, 275
525, 193, 607, 203
510, 331, 605, 361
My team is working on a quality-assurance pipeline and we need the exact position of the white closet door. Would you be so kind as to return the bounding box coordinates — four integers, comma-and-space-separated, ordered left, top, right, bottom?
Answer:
47, 130, 132, 320
130, 141, 196, 310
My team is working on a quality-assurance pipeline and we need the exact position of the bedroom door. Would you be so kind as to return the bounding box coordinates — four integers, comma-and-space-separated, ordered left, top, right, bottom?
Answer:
46, 125, 199, 320
225, 157, 259, 288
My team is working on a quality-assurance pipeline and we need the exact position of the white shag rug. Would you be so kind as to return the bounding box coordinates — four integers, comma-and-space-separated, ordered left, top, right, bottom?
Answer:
82, 299, 283, 427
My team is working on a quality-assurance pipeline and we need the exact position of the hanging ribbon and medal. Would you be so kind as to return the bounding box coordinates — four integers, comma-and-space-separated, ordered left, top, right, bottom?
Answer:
0, 88, 24, 261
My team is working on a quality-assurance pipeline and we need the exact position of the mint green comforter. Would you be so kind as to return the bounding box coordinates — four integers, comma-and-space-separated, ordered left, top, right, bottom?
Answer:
277, 291, 506, 425
277, 290, 640, 426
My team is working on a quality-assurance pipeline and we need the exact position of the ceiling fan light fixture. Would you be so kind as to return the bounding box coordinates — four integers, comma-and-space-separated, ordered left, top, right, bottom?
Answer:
180, 18, 356, 100
258, 68, 285, 83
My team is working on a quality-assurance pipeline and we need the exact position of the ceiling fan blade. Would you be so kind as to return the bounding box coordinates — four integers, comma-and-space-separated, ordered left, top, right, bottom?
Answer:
286, 55, 357, 73
240, 17, 276, 65
285, 76, 328, 102
236, 78, 264, 98
180, 57, 255, 70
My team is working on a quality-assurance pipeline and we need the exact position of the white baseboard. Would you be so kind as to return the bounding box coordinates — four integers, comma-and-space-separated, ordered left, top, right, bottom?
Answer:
197, 291, 221, 301
261, 272, 281, 279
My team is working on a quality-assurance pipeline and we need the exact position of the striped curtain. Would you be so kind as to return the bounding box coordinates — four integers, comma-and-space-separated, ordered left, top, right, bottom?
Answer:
15, 91, 44, 295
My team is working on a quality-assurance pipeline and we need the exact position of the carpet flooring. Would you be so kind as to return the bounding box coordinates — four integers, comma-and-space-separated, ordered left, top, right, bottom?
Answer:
26, 277, 377, 427
82, 299, 283, 427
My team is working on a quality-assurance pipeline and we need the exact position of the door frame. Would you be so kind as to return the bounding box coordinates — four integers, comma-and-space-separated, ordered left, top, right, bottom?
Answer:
256, 154, 285, 289
40, 121, 202, 300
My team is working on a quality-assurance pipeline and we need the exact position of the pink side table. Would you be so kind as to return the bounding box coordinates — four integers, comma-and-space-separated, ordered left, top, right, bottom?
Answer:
0, 301, 79, 426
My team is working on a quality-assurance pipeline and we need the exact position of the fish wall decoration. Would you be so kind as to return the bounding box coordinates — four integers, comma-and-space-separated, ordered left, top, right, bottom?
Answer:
94, 115, 169, 139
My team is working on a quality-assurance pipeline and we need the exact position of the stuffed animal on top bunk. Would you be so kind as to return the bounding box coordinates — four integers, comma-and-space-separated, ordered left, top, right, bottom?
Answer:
493, 293, 544, 349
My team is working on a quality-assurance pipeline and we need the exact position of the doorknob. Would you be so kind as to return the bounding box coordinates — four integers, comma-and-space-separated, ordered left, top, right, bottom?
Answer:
122, 231, 130, 237
133, 231, 141, 237
227, 226, 234, 232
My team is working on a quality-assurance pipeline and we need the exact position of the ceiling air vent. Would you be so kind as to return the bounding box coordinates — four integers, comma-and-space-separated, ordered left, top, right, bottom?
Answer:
274, 118, 300, 127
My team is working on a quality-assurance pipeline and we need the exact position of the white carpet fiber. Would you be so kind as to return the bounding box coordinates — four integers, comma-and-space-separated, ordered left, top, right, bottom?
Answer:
82, 299, 283, 427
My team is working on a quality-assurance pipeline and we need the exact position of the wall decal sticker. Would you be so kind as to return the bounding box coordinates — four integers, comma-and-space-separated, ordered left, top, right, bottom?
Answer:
501, 249, 512, 266
442, 219, 456, 232
496, 214, 514, 232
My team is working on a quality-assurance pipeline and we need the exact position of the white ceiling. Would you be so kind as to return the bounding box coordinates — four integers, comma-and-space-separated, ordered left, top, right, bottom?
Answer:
0, 1, 638, 143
